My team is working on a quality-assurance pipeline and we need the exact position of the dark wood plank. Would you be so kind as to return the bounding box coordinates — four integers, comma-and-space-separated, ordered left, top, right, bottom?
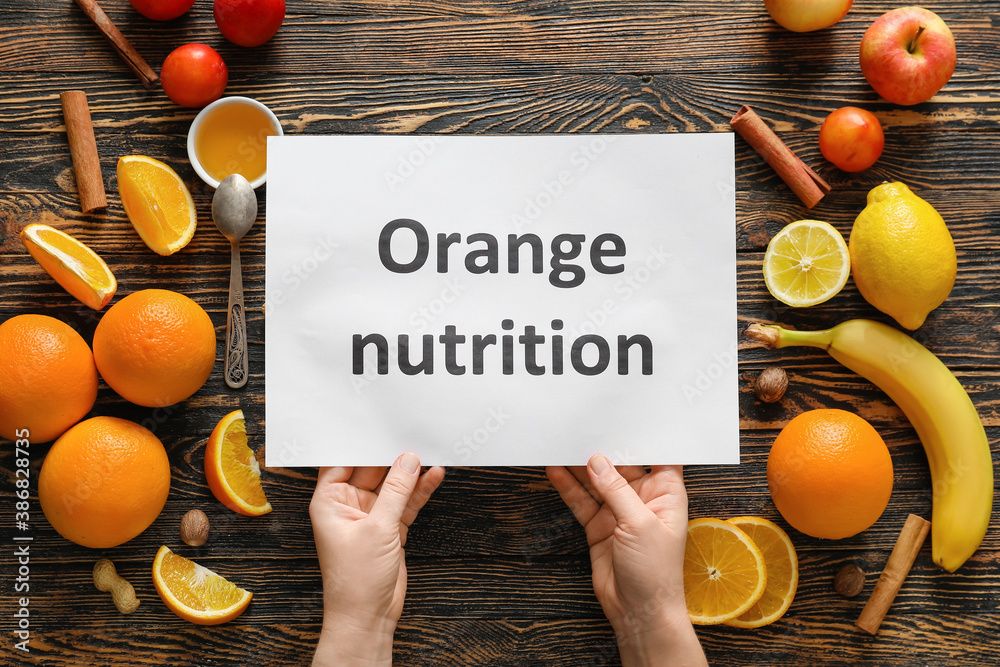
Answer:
2, 71, 999, 193
3, 70, 1000, 139
2, 3, 998, 76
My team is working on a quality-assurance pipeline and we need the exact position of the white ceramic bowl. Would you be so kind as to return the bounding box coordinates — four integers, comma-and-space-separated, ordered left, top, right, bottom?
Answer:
187, 96, 282, 189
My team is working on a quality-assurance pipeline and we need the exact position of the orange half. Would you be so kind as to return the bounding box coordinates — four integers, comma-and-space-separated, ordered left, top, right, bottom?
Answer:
724, 517, 799, 628
205, 409, 272, 516
19, 223, 116, 310
684, 517, 767, 625
117, 155, 196, 256
152, 545, 252, 625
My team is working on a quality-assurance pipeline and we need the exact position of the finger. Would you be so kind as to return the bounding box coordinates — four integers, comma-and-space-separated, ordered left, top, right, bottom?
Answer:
369, 452, 422, 525
400, 466, 445, 527
311, 466, 352, 508
310, 467, 357, 524
568, 465, 590, 487
586, 453, 649, 526
546, 466, 601, 527
583, 504, 619, 547
370, 462, 416, 496
644, 465, 686, 497
349, 466, 389, 491
650, 465, 685, 486
617, 465, 647, 484
571, 463, 643, 500
399, 466, 446, 546
317, 466, 353, 486
644, 465, 689, 520
568, 466, 601, 503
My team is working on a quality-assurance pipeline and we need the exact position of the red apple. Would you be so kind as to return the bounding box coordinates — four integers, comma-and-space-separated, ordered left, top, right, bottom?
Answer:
161, 44, 229, 108
214, 0, 286, 48
763, 0, 853, 33
860, 7, 956, 106
129, 0, 195, 21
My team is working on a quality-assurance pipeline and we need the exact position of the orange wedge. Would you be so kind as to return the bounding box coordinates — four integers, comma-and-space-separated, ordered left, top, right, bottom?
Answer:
684, 517, 767, 625
152, 545, 252, 625
724, 517, 799, 628
19, 223, 117, 310
117, 155, 196, 256
205, 409, 272, 516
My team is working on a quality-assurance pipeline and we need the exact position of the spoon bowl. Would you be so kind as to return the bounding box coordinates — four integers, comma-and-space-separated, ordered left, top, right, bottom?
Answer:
212, 174, 258, 243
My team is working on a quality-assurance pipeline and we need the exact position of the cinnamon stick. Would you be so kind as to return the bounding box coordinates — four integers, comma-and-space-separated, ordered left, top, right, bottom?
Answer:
730, 105, 831, 209
855, 514, 931, 635
61, 91, 107, 213
73, 0, 159, 88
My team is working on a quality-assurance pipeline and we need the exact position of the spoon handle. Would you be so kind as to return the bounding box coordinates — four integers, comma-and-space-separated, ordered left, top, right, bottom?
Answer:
225, 241, 249, 389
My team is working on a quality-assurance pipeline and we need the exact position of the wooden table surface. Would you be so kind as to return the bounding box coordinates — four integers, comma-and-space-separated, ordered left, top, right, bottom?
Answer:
2, 0, 1000, 664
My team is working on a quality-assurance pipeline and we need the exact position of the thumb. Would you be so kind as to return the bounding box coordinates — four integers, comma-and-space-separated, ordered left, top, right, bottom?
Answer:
587, 453, 647, 525
370, 452, 421, 525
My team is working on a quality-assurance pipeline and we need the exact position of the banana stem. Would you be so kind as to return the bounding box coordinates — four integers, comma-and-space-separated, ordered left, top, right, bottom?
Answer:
744, 323, 834, 351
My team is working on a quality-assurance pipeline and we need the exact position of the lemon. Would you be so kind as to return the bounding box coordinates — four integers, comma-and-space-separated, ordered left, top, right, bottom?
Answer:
849, 182, 956, 330
763, 220, 850, 307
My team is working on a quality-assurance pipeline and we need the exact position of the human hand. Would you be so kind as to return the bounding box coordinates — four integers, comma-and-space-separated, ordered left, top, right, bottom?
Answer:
547, 454, 706, 667
310, 453, 445, 667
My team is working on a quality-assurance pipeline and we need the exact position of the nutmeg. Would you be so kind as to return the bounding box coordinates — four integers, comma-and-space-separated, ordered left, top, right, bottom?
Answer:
180, 509, 210, 547
834, 562, 866, 598
754, 366, 788, 403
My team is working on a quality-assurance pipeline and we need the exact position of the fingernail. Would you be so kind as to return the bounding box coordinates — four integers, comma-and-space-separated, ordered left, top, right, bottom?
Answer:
400, 452, 420, 474
590, 453, 611, 475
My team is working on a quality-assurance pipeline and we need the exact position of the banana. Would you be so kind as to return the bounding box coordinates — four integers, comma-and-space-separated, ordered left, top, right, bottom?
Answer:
746, 319, 993, 572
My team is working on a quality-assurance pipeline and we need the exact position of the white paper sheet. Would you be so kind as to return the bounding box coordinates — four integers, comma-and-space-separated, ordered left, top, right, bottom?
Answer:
265, 134, 737, 467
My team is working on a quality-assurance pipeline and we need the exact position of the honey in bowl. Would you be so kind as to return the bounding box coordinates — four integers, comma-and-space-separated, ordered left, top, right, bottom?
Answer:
188, 97, 282, 189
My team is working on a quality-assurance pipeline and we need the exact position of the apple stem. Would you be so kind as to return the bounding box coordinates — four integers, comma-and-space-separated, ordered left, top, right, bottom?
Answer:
907, 25, 926, 54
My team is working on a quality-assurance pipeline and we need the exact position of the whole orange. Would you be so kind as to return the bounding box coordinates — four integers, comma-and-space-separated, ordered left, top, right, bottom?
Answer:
767, 408, 894, 539
0, 314, 97, 442
93, 289, 216, 407
38, 416, 171, 548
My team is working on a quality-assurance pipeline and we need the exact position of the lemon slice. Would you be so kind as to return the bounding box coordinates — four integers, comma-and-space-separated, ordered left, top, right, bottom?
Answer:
152, 545, 253, 625
724, 517, 798, 628
19, 223, 117, 310
117, 155, 197, 256
205, 409, 272, 516
763, 220, 850, 307
684, 517, 768, 625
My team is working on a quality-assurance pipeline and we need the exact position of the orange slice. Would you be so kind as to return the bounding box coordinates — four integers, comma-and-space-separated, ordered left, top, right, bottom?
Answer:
724, 517, 799, 628
205, 409, 272, 516
19, 223, 117, 310
152, 545, 252, 625
684, 517, 767, 625
117, 155, 196, 256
